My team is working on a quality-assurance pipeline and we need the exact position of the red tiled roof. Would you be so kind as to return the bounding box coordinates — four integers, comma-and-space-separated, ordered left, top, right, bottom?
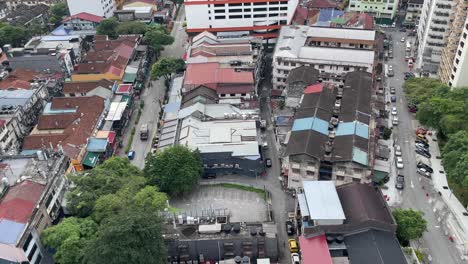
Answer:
184, 63, 254, 89
116, 84, 132, 94
308, 0, 338, 9
0, 68, 41, 90
216, 85, 254, 95
299, 235, 333, 264
305, 83, 323, 94
63, 79, 114, 94
37, 113, 79, 129
23, 96, 105, 159
0, 119, 5, 128
62, 12, 104, 23
82, 51, 115, 62
0, 180, 45, 223
293, 7, 308, 25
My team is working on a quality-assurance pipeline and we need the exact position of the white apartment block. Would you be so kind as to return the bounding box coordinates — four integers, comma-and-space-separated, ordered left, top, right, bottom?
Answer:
347, 0, 399, 21
448, 17, 468, 87
272, 25, 375, 89
416, 0, 454, 72
404, 0, 424, 28
67, 0, 116, 18
184, 0, 298, 42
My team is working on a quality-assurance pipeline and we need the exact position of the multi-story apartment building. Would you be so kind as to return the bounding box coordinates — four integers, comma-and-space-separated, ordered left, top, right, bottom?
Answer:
347, 0, 399, 23
5, 0, 59, 10
416, 0, 454, 73
184, 0, 299, 43
283, 71, 373, 190
67, 0, 116, 18
438, 2, 468, 87
272, 25, 375, 89
404, 0, 424, 28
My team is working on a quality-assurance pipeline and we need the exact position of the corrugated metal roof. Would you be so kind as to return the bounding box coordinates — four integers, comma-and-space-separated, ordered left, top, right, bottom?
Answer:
292, 117, 329, 135
352, 147, 368, 166
299, 235, 333, 264
298, 193, 310, 217
336, 121, 369, 139
0, 219, 25, 244
82, 151, 100, 167
303, 181, 345, 220
86, 138, 108, 152
105, 102, 127, 121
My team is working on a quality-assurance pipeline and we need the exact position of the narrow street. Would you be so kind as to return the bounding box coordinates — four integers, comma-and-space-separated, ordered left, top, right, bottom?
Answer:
121, 7, 187, 169
385, 30, 465, 264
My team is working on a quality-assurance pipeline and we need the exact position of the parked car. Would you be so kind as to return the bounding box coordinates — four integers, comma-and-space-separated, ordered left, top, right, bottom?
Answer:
288, 239, 299, 253
415, 148, 431, 158
416, 134, 428, 142
408, 104, 418, 113
417, 167, 431, 178
395, 145, 402, 156
203, 172, 217, 179
395, 175, 405, 190
266, 158, 272, 167
286, 221, 294, 236
415, 143, 429, 150
127, 151, 135, 160
390, 86, 396, 94
291, 253, 300, 264
417, 162, 434, 173
415, 139, 429, 148
391, 107, 398, 115
388, 69, 394, 77
392, 116, 399, 125
401, 37, 405, 42
391, 96, 397, 102
396, 157, 404, 169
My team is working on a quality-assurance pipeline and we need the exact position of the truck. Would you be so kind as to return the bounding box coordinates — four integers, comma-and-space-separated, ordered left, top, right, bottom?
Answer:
140, 123, 149, 140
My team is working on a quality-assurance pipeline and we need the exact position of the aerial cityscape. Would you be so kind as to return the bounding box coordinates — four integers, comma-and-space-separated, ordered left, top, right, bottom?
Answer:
0, 0, 467, 263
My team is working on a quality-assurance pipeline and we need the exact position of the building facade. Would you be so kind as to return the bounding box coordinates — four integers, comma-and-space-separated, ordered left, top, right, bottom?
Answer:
404, 0, 424, 28
62, 12, 103, 31
67, 0, 116, 18
416, 0, 454, 73
347, 0, 399, 22
272, 25, 375, 89
184, 0, 299, 43
438, 2, 468, 87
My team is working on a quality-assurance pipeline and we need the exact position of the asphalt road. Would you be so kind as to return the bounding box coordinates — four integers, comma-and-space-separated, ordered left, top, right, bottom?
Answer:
385, 30, 466, 264
127, 8, 188, 169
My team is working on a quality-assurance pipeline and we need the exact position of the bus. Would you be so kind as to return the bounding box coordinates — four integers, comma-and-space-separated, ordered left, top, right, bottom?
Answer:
140, 123, 149, 140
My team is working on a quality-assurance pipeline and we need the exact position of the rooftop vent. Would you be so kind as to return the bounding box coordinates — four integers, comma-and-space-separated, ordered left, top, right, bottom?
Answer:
279, 47, 291, 50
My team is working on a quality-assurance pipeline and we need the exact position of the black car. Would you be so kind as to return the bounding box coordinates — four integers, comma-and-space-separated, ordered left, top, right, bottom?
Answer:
415, 144, 429, 152
417, 162, 434, 173
415, 139, 429, 148
286, 221, 294, 236
415, 148, 431, 158
395, 175, 405, 190
391, 96, 397, 102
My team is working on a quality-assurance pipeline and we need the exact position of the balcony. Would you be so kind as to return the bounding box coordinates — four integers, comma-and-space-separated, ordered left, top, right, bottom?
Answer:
291, 163, 300, 170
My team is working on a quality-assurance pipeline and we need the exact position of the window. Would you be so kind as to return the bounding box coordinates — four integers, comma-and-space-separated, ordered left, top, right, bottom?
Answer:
28, 244, 37, 260
34, 254, 42, 264
230, 94, 235, 96
458, 50, 462, 56
292, 168, 300, 174
230, 8, 242, 12
352, 178, 361, 183
280, 20, 287, 24
244, 8, 251, 11
463, 33, 467, 39
45, 194, 53, 208
306, 170, 315, 176
254, 7, 267, 11
319, 65, 324, 69
69, 93, 75, 97
453, 66, 457, 72
229, 15, 242, 19
291, 62, 296, 66
215, 15, 226, 19
244, 14, 251, 18
460, 41, 465, 48
253, 2, 267, 5
388, 6, 393, 10
456, 58, 459, 64
243, 2, 251, 5
220, 94, 226, 97
451, 74, 455, 79
214, 3, 224, 7
214, 9, 225, 13
344, 66, 350, 71
270, 13, 279, 16
336, 176, 345, 181
269, 7, 279, 10
283, 61, 289, 66
254, 14, 267, 17
280, 6, 287, 10
241, 93, 246, 96
228, 3, 242, 6
23, 234, 33, 251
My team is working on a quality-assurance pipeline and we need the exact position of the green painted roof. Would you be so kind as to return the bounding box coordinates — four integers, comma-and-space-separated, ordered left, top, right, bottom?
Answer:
82, 152, 100, 168
123, 72, 137, 83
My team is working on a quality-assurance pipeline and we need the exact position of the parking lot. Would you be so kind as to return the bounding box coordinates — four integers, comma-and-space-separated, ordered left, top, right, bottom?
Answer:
170, 185, 269, 223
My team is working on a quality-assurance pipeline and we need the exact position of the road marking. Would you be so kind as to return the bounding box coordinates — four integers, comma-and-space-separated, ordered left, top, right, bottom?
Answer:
411, 181, 414, 188
404, 140, 409, 143
435, 225, 440, 228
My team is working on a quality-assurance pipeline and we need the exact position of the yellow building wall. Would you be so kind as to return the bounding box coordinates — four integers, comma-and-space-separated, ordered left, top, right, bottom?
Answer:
71, 72, 121, 82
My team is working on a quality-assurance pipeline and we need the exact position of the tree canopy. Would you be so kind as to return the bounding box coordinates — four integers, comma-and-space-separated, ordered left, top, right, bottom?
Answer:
116, 21, 149, 35
404, 78, 468, 205
144, 145, 203, 196
49, 2, 69, 25
393, 209, 427, 244
0, 23, 29, 47
96, 18, 120, 39
144, 26, 174, 54
151, 57, 185, 81
42, 157, 169, 263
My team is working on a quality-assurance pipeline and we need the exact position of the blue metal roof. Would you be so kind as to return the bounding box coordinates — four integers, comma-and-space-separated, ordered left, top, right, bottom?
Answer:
0, 219, 25, 244
43, 103, 77, 114
0, 90, 35, 107
292, 117, 329, 135
352, 147, 368, 166
164, 102, 181, 113
86, 138, 108, 152
336, 121, 369, 139
318, 9, 344, 23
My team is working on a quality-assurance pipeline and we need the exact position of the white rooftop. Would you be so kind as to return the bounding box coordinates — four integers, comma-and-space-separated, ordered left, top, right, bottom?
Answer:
298, 46, 375, 65
302, 181, 346, 220
178, 102, 259, 120
178, 117, 260, 157
306, 26, 375, 41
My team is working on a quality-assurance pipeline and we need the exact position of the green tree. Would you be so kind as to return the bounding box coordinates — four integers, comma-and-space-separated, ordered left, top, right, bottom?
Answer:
144, 27, 174, 54
83, 208, 167, 264
96, 18, 119, 39
442, 131, 468, 205
393, 209, 427, 244
144, 145, 203, 196
66, 157, 144, 217
151, 57, 185, 81
0, 24, 29, 47
116, 21, 148, 35
49, 2, 69, 25
41, 217, 98, 264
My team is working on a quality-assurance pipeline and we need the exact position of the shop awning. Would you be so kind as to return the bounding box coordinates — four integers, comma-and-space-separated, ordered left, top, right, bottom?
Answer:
86, 138, 108, 152
105, 102, 127, 121
121, 94, 131, 105
116, 84, 133, 94
82, 152, 100, 168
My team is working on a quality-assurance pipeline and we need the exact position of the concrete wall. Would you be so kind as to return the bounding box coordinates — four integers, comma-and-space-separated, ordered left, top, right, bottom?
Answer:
202, 151, 263, 177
